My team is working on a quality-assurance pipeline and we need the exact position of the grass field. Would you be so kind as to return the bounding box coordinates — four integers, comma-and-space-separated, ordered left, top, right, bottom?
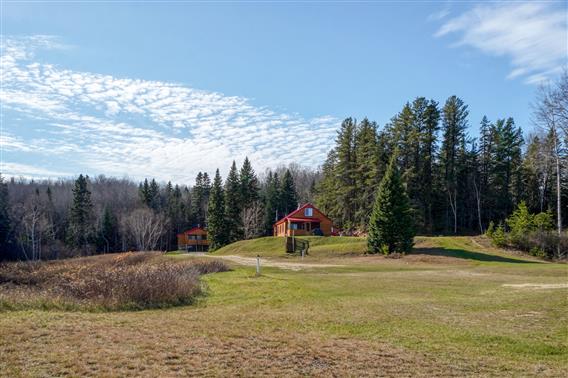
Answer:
1, 236, 567, 376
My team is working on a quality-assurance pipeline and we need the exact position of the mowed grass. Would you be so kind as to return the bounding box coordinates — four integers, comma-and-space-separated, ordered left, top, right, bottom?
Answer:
213, 236, 368, 257
1, 236, 567, 376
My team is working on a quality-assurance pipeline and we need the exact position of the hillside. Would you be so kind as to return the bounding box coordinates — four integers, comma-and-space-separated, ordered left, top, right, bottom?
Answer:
211, 235, 539, 263
212, 236, 367, 257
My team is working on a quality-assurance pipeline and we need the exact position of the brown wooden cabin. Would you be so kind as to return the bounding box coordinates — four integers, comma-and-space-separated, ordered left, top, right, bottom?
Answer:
273, 203, 335, 237
177, 227, 209, 252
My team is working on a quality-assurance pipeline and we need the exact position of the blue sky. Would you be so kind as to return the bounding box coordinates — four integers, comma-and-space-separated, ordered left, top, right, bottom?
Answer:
1, 1, 567, 183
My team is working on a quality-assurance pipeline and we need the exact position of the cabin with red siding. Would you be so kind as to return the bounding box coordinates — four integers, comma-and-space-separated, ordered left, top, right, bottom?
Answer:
273, 203, 335, 237
177, 227, 209, 251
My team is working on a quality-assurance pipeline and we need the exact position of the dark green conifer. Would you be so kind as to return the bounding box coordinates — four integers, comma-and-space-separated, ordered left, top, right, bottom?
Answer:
368, 158, 415, 254
207, 169, 228, 250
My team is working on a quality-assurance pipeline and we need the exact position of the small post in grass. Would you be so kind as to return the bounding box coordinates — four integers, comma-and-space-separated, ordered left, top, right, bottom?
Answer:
256, 254, 261, 277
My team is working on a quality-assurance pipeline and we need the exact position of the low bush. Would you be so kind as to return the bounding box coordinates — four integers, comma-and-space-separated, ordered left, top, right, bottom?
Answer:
487, 202, 565, 260
0, 252, 230, 311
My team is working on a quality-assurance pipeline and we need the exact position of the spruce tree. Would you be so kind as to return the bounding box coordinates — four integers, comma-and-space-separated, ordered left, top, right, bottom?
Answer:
239, 157, 259, 208
0, 175, 11, 253
192, 172, 206, 225
67, 174, 94, 252
368, 157, 415, 254
440, 96, 469, 233
335, 118, 357, 230
263, 171, 280, 235
224, 161, 243, 242
353, 118, 380, 230
207, 169, 227, 250
99, 206, 118, 253
279, 169, 298, 214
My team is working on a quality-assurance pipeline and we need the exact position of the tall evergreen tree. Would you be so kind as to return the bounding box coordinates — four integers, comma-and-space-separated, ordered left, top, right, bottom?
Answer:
440, 96, 469, 233
192, 172, 207, 226
334, 118, 357, 230
419, 99, 440, 233
224, 161, 243, 242
353, 118, 380, 230
263, 171, 280, 235
99, 206, 118, 253
279, 169, 298, 215
368, 156, 415, 254
0, 175, 11, 253
67, 174, 94, 252
239, 157, 259, 208
207, 169, 227, 250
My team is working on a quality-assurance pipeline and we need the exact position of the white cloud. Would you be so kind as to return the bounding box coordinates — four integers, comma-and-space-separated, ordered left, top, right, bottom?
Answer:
435, 2, 567, 84
0, 35, 339, 183
0, 162, 72, 180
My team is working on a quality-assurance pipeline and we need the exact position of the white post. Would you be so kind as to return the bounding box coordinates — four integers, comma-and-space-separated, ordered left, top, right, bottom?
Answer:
256, 255, 261, 276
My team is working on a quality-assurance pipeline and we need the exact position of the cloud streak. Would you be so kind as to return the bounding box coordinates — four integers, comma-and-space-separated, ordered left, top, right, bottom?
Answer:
0, 36, 339, 182
435, 2, 567, 84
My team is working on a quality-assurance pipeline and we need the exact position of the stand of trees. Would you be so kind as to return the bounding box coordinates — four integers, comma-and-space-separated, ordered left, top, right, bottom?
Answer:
315, 75, 566, 242
0, 158, 311, 259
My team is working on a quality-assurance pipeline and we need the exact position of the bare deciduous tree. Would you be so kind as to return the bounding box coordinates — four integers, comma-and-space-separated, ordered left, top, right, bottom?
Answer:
534, 72, 567, 257
241, 201, 265, 240
123, 208, 168, 251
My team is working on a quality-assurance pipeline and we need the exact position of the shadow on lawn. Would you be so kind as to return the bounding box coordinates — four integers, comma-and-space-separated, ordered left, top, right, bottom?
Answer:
412, 247, 539, 264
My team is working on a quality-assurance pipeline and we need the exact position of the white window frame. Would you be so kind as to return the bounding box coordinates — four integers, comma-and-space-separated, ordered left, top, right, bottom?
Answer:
304, 207, 313, 217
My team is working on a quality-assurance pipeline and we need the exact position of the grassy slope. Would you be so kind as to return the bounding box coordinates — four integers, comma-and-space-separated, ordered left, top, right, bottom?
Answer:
213, 236, 368, 257
1, 236, 566, 376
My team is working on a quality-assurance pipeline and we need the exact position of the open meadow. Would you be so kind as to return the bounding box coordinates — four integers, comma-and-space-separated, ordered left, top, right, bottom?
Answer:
1, 236, 567, 377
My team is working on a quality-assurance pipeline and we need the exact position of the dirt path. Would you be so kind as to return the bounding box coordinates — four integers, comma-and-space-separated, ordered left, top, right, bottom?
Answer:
502, 283, 568, 289
206, 255, 344, 271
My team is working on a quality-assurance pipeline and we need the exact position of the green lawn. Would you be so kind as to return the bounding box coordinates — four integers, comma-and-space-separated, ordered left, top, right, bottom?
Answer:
1, 236, 566, 376
213, 235, 368, 257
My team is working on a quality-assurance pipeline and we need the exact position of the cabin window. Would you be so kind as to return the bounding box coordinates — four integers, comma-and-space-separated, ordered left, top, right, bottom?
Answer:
290, 223, 298, 230
305, 207, 313, 217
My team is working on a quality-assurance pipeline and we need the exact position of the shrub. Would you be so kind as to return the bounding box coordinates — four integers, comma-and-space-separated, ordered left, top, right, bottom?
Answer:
490, 223, 507, 248
486, 221, 495, 238
0, 252, 230, 311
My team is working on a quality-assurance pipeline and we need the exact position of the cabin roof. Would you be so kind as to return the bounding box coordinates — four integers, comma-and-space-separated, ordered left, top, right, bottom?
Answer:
273, 203, 332, 226
177, 226, 207, 237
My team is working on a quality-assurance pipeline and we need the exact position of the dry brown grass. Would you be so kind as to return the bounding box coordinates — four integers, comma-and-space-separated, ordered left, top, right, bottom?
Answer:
0, 253, 229, 311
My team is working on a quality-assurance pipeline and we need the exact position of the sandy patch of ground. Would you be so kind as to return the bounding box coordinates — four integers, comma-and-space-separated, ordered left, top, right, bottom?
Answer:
502, 283, 568, 289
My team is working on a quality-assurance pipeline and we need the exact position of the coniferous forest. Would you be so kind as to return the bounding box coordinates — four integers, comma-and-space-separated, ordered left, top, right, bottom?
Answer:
1, 74, 566, 260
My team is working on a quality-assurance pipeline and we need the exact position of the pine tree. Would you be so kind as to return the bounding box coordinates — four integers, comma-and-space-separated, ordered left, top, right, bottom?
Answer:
263, 171, 280, 235
0, 175, 11, 253
148, 179, 161, 210
335, 118, 357, 230
279, 169, 298, 215
419, 99, 440, 233
353, 118, 380, 230
440, 96, 469, 233
207, 169, 227, 250
224, 161, 243, 242
67, 174, 94, 252
192, 172, 206, 226
239, 157, 259, 208
99, 206, 118, 253
139, 179, 151, 205
368, 157, 415, 254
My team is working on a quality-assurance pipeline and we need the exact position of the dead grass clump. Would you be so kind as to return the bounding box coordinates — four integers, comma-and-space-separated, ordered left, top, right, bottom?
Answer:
0, 253, 230, 311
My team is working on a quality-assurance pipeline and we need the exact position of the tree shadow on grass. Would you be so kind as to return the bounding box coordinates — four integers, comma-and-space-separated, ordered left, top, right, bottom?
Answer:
411, 247, 540, 264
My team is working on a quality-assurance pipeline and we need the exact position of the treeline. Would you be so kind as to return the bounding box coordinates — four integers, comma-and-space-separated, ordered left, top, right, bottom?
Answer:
0, 161, 316, 260
316, 74, 567, 238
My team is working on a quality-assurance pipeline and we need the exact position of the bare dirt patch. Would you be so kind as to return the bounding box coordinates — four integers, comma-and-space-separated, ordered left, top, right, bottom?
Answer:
502, 283, 568, 289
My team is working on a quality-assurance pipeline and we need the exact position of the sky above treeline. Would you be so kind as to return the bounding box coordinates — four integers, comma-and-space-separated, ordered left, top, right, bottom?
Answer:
1, 1, 567, 183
